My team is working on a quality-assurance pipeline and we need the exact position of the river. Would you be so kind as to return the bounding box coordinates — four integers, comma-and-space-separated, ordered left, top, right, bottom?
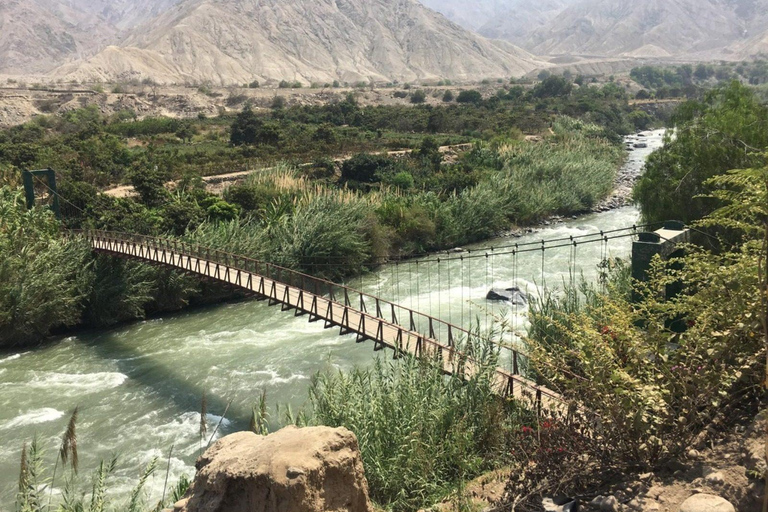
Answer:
0, 130, 665, 507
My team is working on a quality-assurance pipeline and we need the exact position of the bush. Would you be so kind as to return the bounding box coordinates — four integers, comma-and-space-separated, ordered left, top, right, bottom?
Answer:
0, 188, 91, 347
410, 90, 426, 104
456, 90, 483, 104
442, 90, 454, 102
635, 82, 768, 225
303, 343, 525, 512
387, 171, 414, 190
532, 75, 573, 98
341, 153, 397, 183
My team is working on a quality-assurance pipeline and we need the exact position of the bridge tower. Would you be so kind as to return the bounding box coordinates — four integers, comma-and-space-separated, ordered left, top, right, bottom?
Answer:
22, 168, 60, 219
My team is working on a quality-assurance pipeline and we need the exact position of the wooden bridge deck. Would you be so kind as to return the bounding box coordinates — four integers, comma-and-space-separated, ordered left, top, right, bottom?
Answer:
78, 230, 565, 412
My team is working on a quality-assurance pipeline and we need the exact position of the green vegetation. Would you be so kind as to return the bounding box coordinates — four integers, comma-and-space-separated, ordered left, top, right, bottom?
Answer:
306, 350, 524, 511
635, 81, 768, 225
0, 188, 92, 346
630, 60, 768, 98
0, 77, 642, 346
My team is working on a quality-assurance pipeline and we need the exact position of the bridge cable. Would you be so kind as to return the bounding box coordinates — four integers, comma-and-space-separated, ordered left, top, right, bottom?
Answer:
485, 253, 489, 333
460, 255, 465, 330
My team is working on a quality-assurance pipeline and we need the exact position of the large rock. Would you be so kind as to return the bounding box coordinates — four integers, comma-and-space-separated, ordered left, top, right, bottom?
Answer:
175, 426, 372, 512
679, 494, 735, 512
486, 287, 527, 305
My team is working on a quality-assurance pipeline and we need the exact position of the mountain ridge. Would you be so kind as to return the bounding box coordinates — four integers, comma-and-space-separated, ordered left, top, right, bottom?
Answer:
53, 0, 545, 85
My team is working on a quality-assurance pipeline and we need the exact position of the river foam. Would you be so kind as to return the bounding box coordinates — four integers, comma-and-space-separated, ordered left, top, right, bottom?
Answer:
27, 371, 128, 391
2, 408, 64, 429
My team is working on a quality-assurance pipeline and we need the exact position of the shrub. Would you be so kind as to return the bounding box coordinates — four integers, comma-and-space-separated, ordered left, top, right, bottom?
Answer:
442, 90, 454, 102
635, 82, 768, 225
303, 342, 525, 512
410, 90, 426, 104
0, 188, 92, 347
341, 153, 396, 183
388, 171, 414, 190
532, 75, 573, 98
456, 90, 483, 104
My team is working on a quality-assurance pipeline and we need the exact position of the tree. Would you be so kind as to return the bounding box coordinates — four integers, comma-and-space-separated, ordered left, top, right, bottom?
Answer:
341, 153, 395, 183
0, 187, 91, 347
230, 107, 263, 146
442, 90, 454, 102
175, 122, 195, 142
456, 90, 483, 104
410, 90, 426, 104
628, 110, 653, 131
634, 82, 768, 225
532, 76, 573, 98
129, 162, 167, 207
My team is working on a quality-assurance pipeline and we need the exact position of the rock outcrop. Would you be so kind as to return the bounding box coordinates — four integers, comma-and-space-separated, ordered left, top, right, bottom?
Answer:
175, 426, 372, 512
678, 493, 735, 512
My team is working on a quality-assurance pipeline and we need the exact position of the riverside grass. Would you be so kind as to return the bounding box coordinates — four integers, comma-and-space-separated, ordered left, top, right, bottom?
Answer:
186, 116, 623, 277
292, 337, 532, 512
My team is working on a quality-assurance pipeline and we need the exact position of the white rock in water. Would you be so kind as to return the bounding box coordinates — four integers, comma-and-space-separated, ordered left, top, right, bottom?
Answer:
679, 494, 735, 512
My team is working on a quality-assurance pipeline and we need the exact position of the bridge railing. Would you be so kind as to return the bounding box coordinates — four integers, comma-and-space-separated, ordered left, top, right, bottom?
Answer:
70, 229, 530, 376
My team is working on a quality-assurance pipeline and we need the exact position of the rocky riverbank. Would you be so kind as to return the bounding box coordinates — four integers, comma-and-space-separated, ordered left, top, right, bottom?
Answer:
591, 129, 666, 214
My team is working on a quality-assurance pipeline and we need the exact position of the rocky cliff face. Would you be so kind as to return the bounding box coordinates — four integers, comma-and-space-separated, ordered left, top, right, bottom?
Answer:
45, 0, 182, 30
53, 0, 544, 85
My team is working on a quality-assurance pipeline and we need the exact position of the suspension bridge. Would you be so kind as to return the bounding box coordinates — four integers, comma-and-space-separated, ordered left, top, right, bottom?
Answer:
26, 168, 690, 413
68, 222, 689, 413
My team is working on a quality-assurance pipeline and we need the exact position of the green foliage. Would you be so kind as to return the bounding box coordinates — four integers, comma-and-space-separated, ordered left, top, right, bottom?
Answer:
304, 343, 526, 512
0, 188, 91, 347
230, 107, 262, 146
524, 181, 767, 481
442, 90, 454, 102
410, 90, 426, 104
532, 75, 573, 98
456, 90, 483, 104
634, 82, 768, 225
628, 109, 653, 131
341, 153, 398, 183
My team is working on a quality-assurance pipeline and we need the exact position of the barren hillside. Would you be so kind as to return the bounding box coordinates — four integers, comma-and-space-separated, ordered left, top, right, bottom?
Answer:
418, 0, 576, 46
53, 0, 544, 85
526, 0, 768, 58
0, 0, 115, 75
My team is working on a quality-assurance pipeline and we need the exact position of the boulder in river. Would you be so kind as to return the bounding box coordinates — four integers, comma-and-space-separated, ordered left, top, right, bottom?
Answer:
486, 287, 527, 305
174, 426, 372, 512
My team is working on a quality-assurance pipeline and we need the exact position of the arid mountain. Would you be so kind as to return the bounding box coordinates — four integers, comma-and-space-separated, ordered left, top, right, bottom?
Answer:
720, 29, 768, 59
0, 0, 115, 75
44, 0, 182, 31
55, 0, 545, 85
418, 0, 576, 45
526, 0, 768, 58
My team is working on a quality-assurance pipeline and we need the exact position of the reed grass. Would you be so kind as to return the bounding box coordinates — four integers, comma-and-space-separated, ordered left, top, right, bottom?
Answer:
297, 338, 531, 512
